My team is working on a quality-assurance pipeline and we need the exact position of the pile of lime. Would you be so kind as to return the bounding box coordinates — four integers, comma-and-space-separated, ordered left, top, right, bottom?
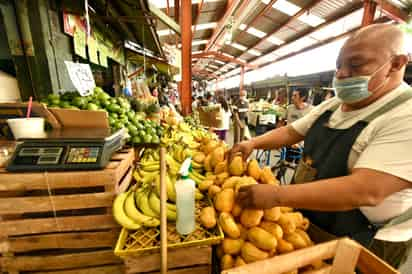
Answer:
41, 87, 162, 145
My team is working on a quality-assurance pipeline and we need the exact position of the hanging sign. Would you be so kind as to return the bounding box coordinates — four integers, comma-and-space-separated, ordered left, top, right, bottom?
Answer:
73, 27, 87, 59
99, 44, 108, 68
64, 61, 95, 96
88, 37, 99, 64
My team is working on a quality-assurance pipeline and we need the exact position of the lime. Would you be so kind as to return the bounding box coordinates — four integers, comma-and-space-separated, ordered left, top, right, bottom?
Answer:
50, 98, 60, 106
48, 94, 60, 101
109, 112, 119, 119
87, 103, 99, 111
108, 117, 116, 125
107, 103, 121, 113
143, 134, 152, 143
132, 136, 142, 144
151, 135, 160, 144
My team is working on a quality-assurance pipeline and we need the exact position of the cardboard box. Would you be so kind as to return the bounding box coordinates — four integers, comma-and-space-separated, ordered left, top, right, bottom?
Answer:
48, 107, 109, 129
198, 106, 223, 129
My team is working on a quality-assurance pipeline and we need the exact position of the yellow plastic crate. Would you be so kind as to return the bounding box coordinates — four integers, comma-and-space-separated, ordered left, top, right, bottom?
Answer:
114, 199, 224, 257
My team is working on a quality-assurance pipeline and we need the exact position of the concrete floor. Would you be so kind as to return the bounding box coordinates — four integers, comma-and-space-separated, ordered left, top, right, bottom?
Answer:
225, 125, 411, 273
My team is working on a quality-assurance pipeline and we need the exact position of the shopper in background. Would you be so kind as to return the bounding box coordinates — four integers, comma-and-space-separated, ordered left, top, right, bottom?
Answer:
214, 97, 232, 141
324, 90, 335, 101
286, 89, 314, 124
229, 24, 412, 269
205, 92, 214, 105
232, 90, 250, 140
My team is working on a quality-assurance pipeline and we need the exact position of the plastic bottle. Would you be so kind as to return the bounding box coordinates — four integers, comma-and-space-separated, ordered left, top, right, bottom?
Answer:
175, 157, 196, 235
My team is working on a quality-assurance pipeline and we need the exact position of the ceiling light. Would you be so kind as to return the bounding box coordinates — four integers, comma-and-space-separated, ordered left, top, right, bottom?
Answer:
298, 13, 325, 27
267, 36, 285, 45
239, 24, 247, 31
246, 27, 266, 38
192, 50, 203, 54
230, 42, 247, 51
272, 0, 300, 16
157, 29, 174, 36
215, 60, 225, 65
208, 64, 219, 69
150, 0, 223, 9
248, 49, 262, 56
222, 52, 234, 58
192, 40, 208, 46
261, 0, 270, 4
192, 22, 218, 31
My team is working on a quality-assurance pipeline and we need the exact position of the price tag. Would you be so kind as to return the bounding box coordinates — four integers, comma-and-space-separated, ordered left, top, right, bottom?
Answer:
64, 61, 95, 96
88, 37, 99, 64
73, 28, 87, 59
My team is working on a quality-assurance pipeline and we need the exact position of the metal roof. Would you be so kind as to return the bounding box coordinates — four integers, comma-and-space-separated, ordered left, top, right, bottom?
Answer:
150, 0, 411, 80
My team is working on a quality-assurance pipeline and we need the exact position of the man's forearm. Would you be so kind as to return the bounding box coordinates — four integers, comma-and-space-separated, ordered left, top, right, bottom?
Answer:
250, 126, 304, 150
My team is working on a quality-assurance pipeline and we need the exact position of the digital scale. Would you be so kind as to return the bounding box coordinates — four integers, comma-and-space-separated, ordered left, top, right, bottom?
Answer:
6, 128, 126, 172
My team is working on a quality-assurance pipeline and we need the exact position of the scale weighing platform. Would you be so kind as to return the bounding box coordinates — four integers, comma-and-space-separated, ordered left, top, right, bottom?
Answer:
6, 128, 126, 172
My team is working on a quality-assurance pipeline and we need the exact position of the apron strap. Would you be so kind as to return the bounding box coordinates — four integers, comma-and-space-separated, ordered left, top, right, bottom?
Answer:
362, 89, 412, 123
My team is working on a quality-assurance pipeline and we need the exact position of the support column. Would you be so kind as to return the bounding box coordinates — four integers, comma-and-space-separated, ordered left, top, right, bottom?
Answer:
239, 66, 245, 93
361, 0, 377, 27
180, 0, 192, 115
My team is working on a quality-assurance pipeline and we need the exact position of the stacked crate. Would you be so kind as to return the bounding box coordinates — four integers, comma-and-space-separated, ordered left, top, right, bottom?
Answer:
0, 148, 134, 274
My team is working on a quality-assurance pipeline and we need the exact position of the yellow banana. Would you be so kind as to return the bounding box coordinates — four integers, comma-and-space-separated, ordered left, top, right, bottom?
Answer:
124, 191, 160, 227
136, 190, 158, 218
191, 169, 206, 181
133, 170, 142, 182
154, 175, 177, 203
188, 172, 202, 185
148, 192, 177, 221
191, 161, 203, 169
113, 192, 141, 230
195, 189, 204, 200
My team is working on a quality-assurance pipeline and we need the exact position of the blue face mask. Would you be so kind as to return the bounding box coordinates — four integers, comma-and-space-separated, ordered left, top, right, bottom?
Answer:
333, 59, 391, 104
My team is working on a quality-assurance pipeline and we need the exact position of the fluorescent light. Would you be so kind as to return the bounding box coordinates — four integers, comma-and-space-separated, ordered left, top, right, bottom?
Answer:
248, 49, 262, 56
247, 27, 266, 38
215, 60, 225, 65
261, 0, 270, 4
272, 0, 300, 16
192, 50, 203, 54
298, 13, 325, 27
192, 40, 208, 46
208, 64, 219, 69
157, 29, 174, 36
230, 42, 247, 51
239, 24, 247, 31
267, 36, 285, 45
192, 22, 218, 31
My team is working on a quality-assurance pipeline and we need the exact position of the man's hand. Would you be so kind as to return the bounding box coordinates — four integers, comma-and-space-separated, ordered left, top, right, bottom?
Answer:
228, 140, 255, 162
237, 184, 279, 209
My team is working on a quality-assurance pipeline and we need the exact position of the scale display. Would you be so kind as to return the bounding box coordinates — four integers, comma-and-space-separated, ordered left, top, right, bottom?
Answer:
6, 128, 125, 172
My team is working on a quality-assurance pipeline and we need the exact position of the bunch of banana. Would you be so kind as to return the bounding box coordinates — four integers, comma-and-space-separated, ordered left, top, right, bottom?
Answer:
113, 190, 160, 230
188, 169, 206, 185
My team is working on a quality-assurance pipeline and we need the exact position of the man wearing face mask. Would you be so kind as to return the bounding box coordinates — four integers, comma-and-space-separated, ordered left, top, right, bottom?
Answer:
229, 24, 412, 268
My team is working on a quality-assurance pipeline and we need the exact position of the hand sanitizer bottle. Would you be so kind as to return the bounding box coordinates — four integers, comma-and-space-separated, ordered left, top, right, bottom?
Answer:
175, 158, 196, 235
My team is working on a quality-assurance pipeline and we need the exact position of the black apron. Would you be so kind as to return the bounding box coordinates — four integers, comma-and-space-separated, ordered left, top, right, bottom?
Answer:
294, 90, 412, 247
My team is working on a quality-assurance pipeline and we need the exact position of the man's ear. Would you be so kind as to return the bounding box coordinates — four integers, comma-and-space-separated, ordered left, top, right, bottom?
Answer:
390, 54, 409, 72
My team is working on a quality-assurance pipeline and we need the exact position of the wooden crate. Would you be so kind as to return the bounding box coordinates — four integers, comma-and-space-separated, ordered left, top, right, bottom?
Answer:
124, 245, 212, 274
0, 148, 135, 274
222, 238, 400, 274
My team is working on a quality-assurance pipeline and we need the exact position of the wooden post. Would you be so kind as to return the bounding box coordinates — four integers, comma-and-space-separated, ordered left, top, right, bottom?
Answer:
361, 0, 377, 27
181, 0, 192, 116
160, 147, 168, 274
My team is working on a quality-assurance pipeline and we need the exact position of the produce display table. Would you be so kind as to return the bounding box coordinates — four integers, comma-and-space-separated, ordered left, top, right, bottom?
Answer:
0, 148, 134, 274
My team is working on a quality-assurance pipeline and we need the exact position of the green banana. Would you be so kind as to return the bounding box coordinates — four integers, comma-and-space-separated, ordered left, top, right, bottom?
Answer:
113, 192, 141, 230
124, 191, 160, 227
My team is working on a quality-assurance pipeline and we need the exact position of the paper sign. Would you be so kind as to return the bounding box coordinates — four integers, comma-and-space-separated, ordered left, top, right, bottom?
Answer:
65, 61, 95, 96
99, 45, 108, 67
88, 37, 99, 64
73, 28, 87, 59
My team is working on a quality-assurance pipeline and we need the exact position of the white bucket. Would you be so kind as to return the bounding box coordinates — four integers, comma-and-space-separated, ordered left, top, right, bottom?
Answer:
7, 118, 46, 139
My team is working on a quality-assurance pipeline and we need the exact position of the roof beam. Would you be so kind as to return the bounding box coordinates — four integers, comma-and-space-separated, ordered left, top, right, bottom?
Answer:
203, 0, 243, 52
147, 1, 181, 34
245, 2, 363, 63
223, 16, 390, 79
362, 0, 377, 26
192, 51, 255, 67
239, 0, 323, 57
236, 0, 278, 40
193, 0, 205, 34
374, 0, 410, 23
